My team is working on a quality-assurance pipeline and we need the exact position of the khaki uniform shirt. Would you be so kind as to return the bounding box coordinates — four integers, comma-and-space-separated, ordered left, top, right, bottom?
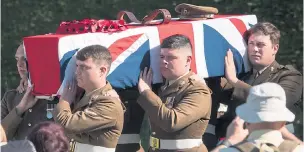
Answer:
137, 72, 212, 152
53, 82, 125, 148
220, 61, 302, 114
1, 90, 49, 140
216, 61, 303, 137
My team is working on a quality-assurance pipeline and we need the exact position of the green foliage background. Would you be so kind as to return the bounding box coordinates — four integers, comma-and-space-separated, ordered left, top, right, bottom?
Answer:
2, 0, 302, 94
1, 0, 303, 148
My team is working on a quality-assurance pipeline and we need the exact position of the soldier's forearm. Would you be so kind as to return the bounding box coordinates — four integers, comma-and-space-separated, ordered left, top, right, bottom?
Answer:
137, 89, 162, 114
1, 107, 23, 140
137, 90, 191, 132
231, 80, 252, 102
137, 89, 173, 130
15, 104, 27, 116
55, 99, 118, 134
231, 79, 251, 90
54, 100, 72, 127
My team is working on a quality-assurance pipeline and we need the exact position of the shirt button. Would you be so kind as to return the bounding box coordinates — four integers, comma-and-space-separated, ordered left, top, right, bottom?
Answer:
28, 123, 32, 127
28, 109, 32, 112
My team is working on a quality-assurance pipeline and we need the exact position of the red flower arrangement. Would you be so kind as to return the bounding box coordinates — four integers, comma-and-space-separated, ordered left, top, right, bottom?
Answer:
56, 19, 128, 34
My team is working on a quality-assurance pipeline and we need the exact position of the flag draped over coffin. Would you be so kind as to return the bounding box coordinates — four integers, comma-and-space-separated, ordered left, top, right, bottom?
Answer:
23, 15, 257, 99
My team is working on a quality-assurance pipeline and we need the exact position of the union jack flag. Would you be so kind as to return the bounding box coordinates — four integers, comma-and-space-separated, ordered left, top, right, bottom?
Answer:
23, 15, 257, 99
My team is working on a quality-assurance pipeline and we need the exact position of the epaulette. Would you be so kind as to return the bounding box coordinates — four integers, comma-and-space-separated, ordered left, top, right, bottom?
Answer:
282, 64, 296, 70
188, 74, 206, 85
279, 64, 301, 73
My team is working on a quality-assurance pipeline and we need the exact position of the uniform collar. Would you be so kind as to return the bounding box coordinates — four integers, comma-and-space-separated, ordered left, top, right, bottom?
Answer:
73, 82, 112, 111
85, 82, 112, 97
160, 72, 194, 96
253, 66, 269, 76
252, 61, 280, 74
166, 71, 190, 87
85, 87, 102, 97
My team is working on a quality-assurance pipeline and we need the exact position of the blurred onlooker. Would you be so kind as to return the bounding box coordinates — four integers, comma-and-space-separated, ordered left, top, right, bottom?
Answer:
1, 140, 37, 152
212, 83, 304, 152
27, 121, 69, 152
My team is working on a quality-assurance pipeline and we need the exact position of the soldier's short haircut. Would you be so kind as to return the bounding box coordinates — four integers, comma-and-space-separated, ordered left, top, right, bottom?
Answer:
76, 45, 112, 69
161, 34, 192, 56
16, 41, 24, 52
245, 22, 281, 45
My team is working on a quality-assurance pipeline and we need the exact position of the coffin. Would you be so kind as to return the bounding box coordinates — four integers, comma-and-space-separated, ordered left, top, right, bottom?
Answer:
23, 15, 257, 99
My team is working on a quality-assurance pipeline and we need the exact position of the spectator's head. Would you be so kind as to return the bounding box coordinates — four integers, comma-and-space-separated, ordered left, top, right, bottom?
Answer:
245, 22, 280, 70
27, 121, 69, 152
75, 45, 112, 91
236, 82, 295, 132
160, 34, 192, 80
15, 42, 28, 79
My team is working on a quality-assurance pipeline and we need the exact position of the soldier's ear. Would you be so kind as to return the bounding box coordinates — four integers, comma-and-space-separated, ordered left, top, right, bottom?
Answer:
186, 56, 192, 66
99, 66, 107, 76
272, 43, 279, 55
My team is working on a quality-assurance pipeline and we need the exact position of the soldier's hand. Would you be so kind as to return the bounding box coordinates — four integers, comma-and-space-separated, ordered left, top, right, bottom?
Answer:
225, 49, 238, 85
138, 67, 152, 93
16, 78, 28, 94
60, 79, 77, 104
225, 116, 249, 145
16, 85, 38, 115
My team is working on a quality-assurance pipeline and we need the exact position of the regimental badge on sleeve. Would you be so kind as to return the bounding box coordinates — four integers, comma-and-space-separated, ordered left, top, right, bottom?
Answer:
165, 96, 175, 108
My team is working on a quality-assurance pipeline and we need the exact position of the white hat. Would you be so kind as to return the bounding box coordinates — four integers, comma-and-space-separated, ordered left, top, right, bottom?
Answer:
236, 82, 295, 123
